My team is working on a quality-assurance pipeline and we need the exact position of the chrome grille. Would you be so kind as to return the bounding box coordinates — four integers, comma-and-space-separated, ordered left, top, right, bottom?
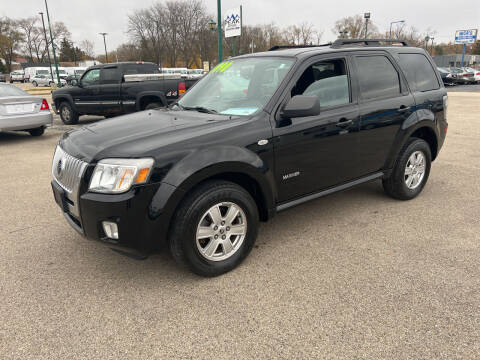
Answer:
52, 146, 88, 193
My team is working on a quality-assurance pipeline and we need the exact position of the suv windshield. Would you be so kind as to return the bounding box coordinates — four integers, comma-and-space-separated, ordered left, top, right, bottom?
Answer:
179, 57, 294, 116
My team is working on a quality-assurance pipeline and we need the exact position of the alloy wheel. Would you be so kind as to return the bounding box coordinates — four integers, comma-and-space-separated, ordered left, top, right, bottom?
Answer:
404, 150, 426, 189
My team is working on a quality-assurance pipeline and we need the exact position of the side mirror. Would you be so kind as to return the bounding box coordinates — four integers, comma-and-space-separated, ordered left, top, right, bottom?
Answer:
71, 79, 78, 86
282, 95, 320, 119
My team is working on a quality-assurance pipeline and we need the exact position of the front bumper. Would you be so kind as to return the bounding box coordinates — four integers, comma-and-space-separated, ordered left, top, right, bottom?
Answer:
52, 179, 168, 255
0, 111, 53, 132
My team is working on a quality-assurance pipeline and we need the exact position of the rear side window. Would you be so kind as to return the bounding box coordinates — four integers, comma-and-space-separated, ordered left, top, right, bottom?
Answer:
122, 64, 159, 75
355, 56, 401, 101
397, 53, 439, 92
101, 67, 120, 84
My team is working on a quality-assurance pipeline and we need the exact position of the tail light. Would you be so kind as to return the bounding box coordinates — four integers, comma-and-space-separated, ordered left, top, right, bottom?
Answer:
178, 82, 186, 97
136, 61, 144, 64
476, 72, 480, 76
40, 99, 50, 111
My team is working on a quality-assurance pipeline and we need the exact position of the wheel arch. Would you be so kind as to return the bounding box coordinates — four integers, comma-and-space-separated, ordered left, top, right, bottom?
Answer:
136, 91, 167, 111
53, 94, 76, 112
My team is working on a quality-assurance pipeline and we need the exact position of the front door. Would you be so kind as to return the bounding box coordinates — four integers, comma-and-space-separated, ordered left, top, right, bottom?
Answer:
74, 68, 101, 114
272, 55, 363, 203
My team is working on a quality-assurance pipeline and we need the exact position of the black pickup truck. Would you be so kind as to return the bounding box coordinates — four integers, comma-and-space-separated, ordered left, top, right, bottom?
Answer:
51, 39, 448, 276
52, 62, 196, 124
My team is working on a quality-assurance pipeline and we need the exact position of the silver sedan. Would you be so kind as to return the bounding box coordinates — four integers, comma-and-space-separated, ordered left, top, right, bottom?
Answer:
0, 84, 53, 136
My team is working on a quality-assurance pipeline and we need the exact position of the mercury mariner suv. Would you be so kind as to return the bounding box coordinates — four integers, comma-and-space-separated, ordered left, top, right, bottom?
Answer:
51, 39, 448, 276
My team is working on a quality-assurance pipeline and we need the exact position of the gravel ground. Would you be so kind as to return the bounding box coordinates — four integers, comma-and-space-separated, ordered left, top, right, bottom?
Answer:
0, 91, 479, 359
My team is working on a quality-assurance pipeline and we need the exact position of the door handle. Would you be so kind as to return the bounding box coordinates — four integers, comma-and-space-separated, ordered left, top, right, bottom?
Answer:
397, 105, 410, 113
337, 118, 353, 127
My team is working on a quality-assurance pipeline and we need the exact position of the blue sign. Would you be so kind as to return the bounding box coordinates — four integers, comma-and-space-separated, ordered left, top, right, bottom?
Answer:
455, 29, 477, 44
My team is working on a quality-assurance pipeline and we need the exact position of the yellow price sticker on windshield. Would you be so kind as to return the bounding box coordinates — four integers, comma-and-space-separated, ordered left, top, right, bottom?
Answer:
211, 61, 233, 73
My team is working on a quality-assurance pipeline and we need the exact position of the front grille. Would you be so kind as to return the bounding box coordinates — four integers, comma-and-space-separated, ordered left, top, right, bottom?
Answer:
52, 146, 88, 193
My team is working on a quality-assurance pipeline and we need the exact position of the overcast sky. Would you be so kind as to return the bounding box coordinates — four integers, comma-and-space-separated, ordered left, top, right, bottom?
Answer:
2, 0, 479, 54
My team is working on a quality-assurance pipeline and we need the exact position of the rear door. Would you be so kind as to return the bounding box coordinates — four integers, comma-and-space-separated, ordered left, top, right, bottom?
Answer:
99, 66, 122, 115
352, 51, 416, 175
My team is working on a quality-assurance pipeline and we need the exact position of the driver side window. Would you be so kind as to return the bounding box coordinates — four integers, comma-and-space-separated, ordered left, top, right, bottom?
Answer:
291, 59, 350, 108
82, 69, 100, 86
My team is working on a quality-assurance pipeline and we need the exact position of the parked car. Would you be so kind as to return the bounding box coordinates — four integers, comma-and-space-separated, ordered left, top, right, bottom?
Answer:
65, 67, 86, 84
31, 74, 66, 87
0, 73, 6, 82
9, 70, 25, 83
52, 62, 197, 124
51, 39, 448, 276
53, 67, 68, 80
449, 67, 475, 84
187, 69, 206, 79
463, 67, 480, 83
24, 67, 50, 82
437, 67, 456, 85
0, 83, 52, 136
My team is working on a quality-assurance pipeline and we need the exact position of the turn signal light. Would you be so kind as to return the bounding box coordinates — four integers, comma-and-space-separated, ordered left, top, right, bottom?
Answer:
40, 99, 49, 110
135, 168, 150, 183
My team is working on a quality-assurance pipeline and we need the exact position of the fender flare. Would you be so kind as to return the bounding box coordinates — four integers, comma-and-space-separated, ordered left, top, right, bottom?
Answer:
148, 146, 276, 239
53, 94, 76, 113
384, 111, 439, 171
135, 91, 168, 111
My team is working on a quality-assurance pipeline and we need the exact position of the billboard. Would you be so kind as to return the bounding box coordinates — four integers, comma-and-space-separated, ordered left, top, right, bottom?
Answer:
224, 7, 241, 38
455, 29, 477, 44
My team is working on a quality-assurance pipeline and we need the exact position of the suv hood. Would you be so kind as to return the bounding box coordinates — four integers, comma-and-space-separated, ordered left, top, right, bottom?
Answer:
60, 109, 236, 162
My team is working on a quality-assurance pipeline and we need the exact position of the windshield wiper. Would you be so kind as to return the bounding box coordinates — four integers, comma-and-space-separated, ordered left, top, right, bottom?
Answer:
182, 106, 217, 114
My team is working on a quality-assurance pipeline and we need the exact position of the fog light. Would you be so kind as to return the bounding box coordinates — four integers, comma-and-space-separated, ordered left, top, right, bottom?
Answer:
102, 221, 119, 239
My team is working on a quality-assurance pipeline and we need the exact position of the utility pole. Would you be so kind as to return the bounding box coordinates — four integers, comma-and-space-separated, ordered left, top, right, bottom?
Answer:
44, 0, 62, 87
217, 0, 222, 62
425, 35, 430, 52
38, 12, 54, 83
364, 13, 371, 39
99, 33, 108, 63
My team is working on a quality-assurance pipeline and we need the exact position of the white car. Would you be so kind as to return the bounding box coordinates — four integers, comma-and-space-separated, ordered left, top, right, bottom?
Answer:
31, 74, 66, 87
464, 67, 480, 83
9, 70, 25, 83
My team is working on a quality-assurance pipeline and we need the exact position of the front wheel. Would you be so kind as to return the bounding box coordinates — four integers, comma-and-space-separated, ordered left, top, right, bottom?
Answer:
32, 81, 38, 87
169, 180, 259, 277
58, 102, 79, 125
382, 138, 431, 200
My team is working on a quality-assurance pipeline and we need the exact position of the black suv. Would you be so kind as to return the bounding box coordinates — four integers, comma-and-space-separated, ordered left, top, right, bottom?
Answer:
51, 39, 448, 276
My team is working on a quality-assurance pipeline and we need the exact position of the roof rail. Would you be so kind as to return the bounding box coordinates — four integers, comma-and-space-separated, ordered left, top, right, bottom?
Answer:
268, 43, 332, 51
331, 38, 411, 48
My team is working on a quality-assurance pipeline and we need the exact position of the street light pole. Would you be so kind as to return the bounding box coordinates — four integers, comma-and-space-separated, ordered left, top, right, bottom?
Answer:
38, 12, 54, 83
99, 33, 108, 63
424, 35, 430, 52
389, 20, 405, 39
217, 0, 222, 63
364, 13, 371, 40
44, 0, 62, 87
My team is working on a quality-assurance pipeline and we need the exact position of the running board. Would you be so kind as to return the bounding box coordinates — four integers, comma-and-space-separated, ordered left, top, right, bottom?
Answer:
276, 172, 384, 212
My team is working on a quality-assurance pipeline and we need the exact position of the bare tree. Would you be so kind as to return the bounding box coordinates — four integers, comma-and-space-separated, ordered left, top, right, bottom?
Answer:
80, 39, 95, 59
332, 15, 378, 39
0, 17, 24, 72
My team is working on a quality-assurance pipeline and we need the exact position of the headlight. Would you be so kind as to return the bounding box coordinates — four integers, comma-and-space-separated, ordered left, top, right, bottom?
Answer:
89, 158, 154, 193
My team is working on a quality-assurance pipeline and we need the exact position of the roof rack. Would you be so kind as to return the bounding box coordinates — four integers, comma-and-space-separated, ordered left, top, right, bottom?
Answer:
268, 43, 332, 51
331, 39, 411, 48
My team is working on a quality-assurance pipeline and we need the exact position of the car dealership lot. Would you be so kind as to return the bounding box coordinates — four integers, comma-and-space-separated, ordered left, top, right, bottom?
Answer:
1, 91, 479, 358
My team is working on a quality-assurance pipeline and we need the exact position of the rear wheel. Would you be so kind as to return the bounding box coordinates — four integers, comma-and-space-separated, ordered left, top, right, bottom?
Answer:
28, 127, 45, 137
382, 138, 431, 200
59, 102, 79, 125
169, 180, 259, 277
145, 102, 163, 110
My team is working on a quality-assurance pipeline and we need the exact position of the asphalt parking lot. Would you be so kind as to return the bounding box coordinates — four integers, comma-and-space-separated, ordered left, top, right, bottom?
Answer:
1, 90, 480, 359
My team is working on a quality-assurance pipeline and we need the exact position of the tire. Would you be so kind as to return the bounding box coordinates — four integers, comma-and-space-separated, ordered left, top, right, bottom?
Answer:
58, 102, 79, 125
169, 180, 259, 277
32, 81, 38, 87
145, 102, 163, 110
382, 138, 431, 200
28, 127, 45, 137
